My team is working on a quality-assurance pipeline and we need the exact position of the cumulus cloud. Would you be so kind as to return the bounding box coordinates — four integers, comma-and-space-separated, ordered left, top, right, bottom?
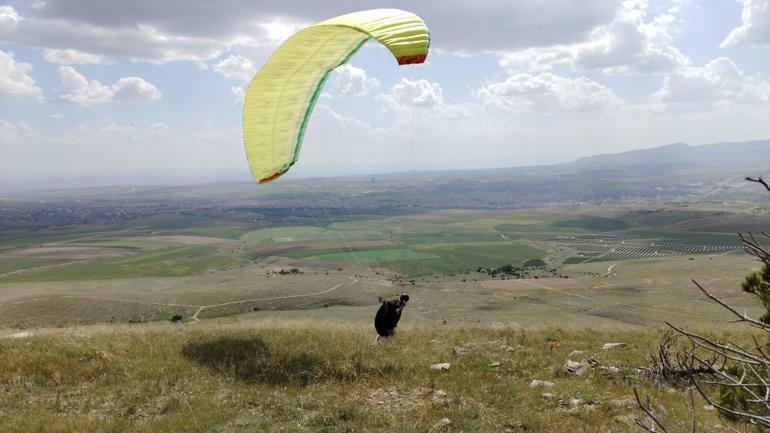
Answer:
0, 50, 42, 97
0, 5, 226, 63
721, 0, 770, 47
315, 104, 372, 131
499, 0, 688, 75
0, 5, 19, 29
476, 73, 624, 112
212, 54, 256, 82
0, 1, 620, 64
111, 77, 162, 102
649, 57, 770, 110
385, 78, 444, 110
56, 66, 161, 105
42, 48, 111, 65
328, 64, 379, 97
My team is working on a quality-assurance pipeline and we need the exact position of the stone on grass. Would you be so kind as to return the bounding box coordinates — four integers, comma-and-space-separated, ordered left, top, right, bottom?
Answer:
564, 360, 590, 376
435, 418, 452, 427
529, 379, 555, 388
431, 389, 449, 405
430, 363, 451, 371
602, 342, 628, 351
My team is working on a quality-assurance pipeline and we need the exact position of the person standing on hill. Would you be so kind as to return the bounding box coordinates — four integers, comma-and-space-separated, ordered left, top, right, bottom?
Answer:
374, 293, 409, 340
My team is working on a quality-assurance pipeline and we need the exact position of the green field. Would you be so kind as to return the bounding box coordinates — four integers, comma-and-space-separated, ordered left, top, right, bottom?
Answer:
1, 246, 237, 282
1, 200, 767, 432
149, 227, 248, 239
0, 258, 71, 275
0, 202, 765, 328
288, 247, 440, 263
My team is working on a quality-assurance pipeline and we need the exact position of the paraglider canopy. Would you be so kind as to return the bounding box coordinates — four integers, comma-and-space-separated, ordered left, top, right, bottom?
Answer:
242, 9, 430, 183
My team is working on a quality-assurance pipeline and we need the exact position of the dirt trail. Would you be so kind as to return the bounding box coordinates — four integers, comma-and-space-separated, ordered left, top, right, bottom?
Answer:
189, 277, 357, 322
0, 277, 357, 324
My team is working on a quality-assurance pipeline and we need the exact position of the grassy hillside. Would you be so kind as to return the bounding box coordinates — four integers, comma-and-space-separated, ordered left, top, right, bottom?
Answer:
0, 321, 748, 433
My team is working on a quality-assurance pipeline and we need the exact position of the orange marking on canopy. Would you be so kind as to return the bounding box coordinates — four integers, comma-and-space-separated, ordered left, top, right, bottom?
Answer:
397, 54, 427, 65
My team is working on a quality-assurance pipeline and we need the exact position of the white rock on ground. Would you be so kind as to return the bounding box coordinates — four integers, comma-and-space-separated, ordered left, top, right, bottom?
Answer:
602, 342, 628, 351
530, 379, 555, 388
430, 363, 451, 371
431, 389, 449, 405
564, 360, 590, 376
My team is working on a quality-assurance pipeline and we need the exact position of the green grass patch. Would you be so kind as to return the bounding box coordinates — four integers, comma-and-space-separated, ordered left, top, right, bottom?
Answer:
63, 240, 147, 249
410, 241, 545, 272
551, 217, 630, 232
0, 246, 235, 282
0, 228, 104, 252
297, 248, 439, 264
0, 258, 70, 275
0, 325, 739, 433
150, 227, 247, 240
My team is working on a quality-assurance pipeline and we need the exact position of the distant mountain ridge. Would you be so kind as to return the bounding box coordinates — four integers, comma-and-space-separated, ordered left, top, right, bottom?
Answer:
562, 140, 770, 175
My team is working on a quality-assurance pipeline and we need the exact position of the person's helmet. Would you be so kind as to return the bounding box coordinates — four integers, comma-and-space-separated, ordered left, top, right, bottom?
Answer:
400, 293, 410, 302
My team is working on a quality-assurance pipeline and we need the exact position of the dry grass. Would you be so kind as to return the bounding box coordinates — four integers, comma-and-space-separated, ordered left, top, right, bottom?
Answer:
0, 320, 748, 432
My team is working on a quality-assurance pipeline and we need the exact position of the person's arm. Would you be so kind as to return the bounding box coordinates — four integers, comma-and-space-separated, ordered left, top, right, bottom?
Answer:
394, 301, 406, 315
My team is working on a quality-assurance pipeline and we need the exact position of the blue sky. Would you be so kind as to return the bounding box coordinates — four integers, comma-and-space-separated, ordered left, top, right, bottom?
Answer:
1, 0, 769, 187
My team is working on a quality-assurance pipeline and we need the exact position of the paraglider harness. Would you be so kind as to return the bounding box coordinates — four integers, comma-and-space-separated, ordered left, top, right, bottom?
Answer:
374, 293, 409, 337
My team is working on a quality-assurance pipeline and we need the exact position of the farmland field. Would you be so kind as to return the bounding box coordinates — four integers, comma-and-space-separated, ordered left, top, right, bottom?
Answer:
0, 200, 765, 329
0, 183, 768, 433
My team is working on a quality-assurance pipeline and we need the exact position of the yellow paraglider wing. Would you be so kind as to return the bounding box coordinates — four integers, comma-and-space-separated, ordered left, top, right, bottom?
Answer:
242, 9, 430, 183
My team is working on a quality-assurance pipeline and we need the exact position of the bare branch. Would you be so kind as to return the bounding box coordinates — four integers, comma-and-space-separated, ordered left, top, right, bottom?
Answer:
634, 388, 671, 433
745, 176, 770, 193
689, 280, 770, 332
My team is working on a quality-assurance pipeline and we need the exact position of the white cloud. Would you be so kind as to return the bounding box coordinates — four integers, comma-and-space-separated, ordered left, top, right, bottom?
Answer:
476, 73, 624, 112
499, 1, 688, 75
42, 48, 111, 65
190, 127, 238, 142
649, 57, 770, 110
0, 117, 19, 141
98, 121, 133, 137
258, 20, 307, 45
56, 66, 161, 105
57, 66, 112, 104
385, 78, 444, 110
0, 1, 620, 64
0, 5, 19, 29
328, 64, 379, 97
0, 50, 42, 97
230, 85, 245, 105
212, 54, 256, 82
111, 76, 162, 102
315, 104, 372, 132
0, 5, 226, 63
721, 0, 770, 47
